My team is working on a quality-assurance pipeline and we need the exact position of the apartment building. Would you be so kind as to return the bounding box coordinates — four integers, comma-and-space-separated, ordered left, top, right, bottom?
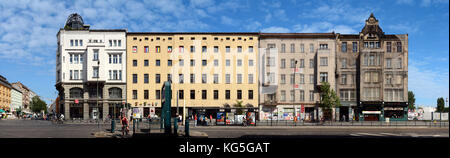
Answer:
259, 33, 337, 121
126, 32, 259, 118
11, 82, 35, 113
0, 75, 12, 111
336, 13, 408, 121
10, 86, 23, 112
55, 13, 126, 120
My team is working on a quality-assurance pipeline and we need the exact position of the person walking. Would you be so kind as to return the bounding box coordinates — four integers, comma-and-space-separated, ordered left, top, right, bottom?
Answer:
194, 114, 197, 127
121, 116, 129, 136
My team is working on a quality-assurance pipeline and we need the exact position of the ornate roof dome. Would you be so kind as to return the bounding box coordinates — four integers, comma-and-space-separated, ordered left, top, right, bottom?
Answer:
64, 13, 88, 30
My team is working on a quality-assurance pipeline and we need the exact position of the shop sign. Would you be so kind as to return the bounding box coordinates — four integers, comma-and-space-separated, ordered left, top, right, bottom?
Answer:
74, 99, 79, 104
384, 107, 403, 111
362, 111, 381, 114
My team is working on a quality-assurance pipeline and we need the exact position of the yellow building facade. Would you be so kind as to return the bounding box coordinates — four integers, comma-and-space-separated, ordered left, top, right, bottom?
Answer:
126, 33, 259, 116
0, 76, 12, 110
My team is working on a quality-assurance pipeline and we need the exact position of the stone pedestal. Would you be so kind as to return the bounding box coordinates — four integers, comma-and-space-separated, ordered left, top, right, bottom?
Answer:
64, 103, 70, 120
83, 103, 89, 120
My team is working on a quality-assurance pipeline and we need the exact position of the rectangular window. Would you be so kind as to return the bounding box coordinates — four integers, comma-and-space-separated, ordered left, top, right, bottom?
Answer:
281, 44, 286, 53
290, 74, 295, 84
155, 74, 160, 83
70, 54, 73, 64
237, 90, 242, 99
179, 46, 184, 53
281, 59, 286, 69
300, 44, 305, 53
190, 74, 195, 83
364, 72, 370, 83
342, 42, 347, 52
320, 44, 328, 50
299, 59, 305, 68
248, 90, 253, 100
237, 74, 242, 84
248, 74, 253, 84
74, 54, 79, 64
202, 46, 207, 53
75, 40, 78, 46
190, 46, 195, 53
310, 90, 314, 101
144, 60, 149, 66
226, 46, 230, 53
397, 42, 402, 52
281, 74, 286, 84
310, 74, 314, 84
156, 90, 161, 99
309, 59, 314, 68
364, 42, 368, 48
133, 60, 137, 67
237, 59, 242, 66
202, 90, 207, 99
168, 46, 172, 53
281, 91, 286, 101
386, 58, 391, 68
214, 74, 219, 84
290, 59, 296, 68
133, 90, 137, 99
179, 90, 184, 100
352, 42, 357, 52
300, 90, 304, 101
225, 90, 230, 99
167, 74, 172, 82
179, 74, 184, 84
249, 46, 253, 53
132, 74, 138, 83
226, 74, 231, 84
214, 46, 219, 53
132, 46, 137, 53
342, 58, 347, 68
341, 74, 347, 85
156, 46, 160, 53
190, 90, 195, 99
113, 40, 117, 46
387, 42, 392, 52
168, 60, 172, 66
320, 57, 328, 66
202, 60, 207, 66
70, 40, 73, 46
237, 46, 242, 53
300, 74, 304, 84
372, 72, 378, 83
74, 70, 79, 80
320, 72, 328, 83
214, 90, 219, 100
93, 67, 99, 78
144, 46, 149, 53
118, 40, 121, 47
156, 60, 161, 66
290, 90, 295, 101
214, 59, 218, 66
93, 49, 99, 61
310, 44, 314, 53
179, 59, 184, 66
226, 59, 230, 66
397, 58, 402, 69
70, 70, 73, 80
144, 90, 149, 99
190, 60, 195, 66
202, 74, 207, 83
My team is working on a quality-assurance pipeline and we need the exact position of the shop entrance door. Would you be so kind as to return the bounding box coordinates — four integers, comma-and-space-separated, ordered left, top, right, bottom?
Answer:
340, 107, 349, 121
364, 114, 379, 121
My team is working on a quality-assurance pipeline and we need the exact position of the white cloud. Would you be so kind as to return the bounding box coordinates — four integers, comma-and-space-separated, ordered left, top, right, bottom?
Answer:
261, 26, 290, 33
244, 21, 262, 31
293, 22, 357, 34
220, 16, 235, 26
388, 23, 419, 34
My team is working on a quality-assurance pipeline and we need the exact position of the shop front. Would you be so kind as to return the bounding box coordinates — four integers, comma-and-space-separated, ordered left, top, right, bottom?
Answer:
383, 102, 407, 121
359, 101, 383, 121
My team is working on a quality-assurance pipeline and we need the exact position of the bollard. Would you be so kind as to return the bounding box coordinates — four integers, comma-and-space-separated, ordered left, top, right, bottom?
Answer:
174, 118, 178, 136
111, 119, 115, 133
148, 118, 151, 133
185, 117, 190, 137
133, 119, 136, 134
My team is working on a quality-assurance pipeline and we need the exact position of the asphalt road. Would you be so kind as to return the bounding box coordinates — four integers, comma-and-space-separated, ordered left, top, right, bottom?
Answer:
0, 120, 448, 138
191, 126, 449, 138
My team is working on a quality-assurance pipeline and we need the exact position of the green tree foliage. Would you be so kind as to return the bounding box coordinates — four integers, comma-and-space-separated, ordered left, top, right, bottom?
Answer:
437, 97, 445, 112
30, 96, 47, 113
319, 82, 341, 109
408, 91, 416, 110
234, 100, 244, 115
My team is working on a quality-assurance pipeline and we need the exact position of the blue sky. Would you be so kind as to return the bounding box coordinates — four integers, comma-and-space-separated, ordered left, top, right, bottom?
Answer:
0, 0, 448, 107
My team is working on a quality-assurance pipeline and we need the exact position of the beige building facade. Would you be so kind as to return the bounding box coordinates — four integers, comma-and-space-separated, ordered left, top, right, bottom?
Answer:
259, 33, 337, 121
126, 33, 259, 118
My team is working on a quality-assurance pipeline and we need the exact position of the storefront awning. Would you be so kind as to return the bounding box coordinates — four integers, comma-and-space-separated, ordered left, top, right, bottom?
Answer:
362, 111, 381, 114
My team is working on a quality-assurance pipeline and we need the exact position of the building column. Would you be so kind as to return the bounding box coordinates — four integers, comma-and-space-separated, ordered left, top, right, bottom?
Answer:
64, 102, 70, 120
103, 102, 109, 121
83, 103, 89, 120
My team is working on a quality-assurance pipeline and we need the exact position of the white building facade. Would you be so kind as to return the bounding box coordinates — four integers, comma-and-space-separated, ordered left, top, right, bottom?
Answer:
55, 14, 127, 120
10, 87, 23, 112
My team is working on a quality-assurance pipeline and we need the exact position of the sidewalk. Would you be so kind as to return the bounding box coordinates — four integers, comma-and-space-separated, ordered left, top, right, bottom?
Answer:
92, 128, 208, 138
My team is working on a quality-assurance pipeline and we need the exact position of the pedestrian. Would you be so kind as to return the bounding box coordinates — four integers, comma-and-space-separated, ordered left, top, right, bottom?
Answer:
121, 116, 129, 136
194, 114, 197, 127
210, 115, 212, 124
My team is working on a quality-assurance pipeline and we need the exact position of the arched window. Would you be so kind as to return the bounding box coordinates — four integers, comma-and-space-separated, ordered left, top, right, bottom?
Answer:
109, 87, 122, 99
69, 88, 83, 98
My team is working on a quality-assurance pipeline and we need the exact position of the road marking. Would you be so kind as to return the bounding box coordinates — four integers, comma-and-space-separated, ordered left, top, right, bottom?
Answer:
379, 133, 402, 136
354, 132, 386, 137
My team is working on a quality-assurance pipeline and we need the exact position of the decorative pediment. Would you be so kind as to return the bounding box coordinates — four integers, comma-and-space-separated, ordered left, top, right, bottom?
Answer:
360, 13, 384, 38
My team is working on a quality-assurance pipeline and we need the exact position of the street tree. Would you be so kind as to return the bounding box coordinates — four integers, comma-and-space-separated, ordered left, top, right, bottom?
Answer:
436, 97, 445, 112
30, 96, 47, 114
234, 100, 244, 115
319, 82, 341, 120
408, 91, 415, 110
